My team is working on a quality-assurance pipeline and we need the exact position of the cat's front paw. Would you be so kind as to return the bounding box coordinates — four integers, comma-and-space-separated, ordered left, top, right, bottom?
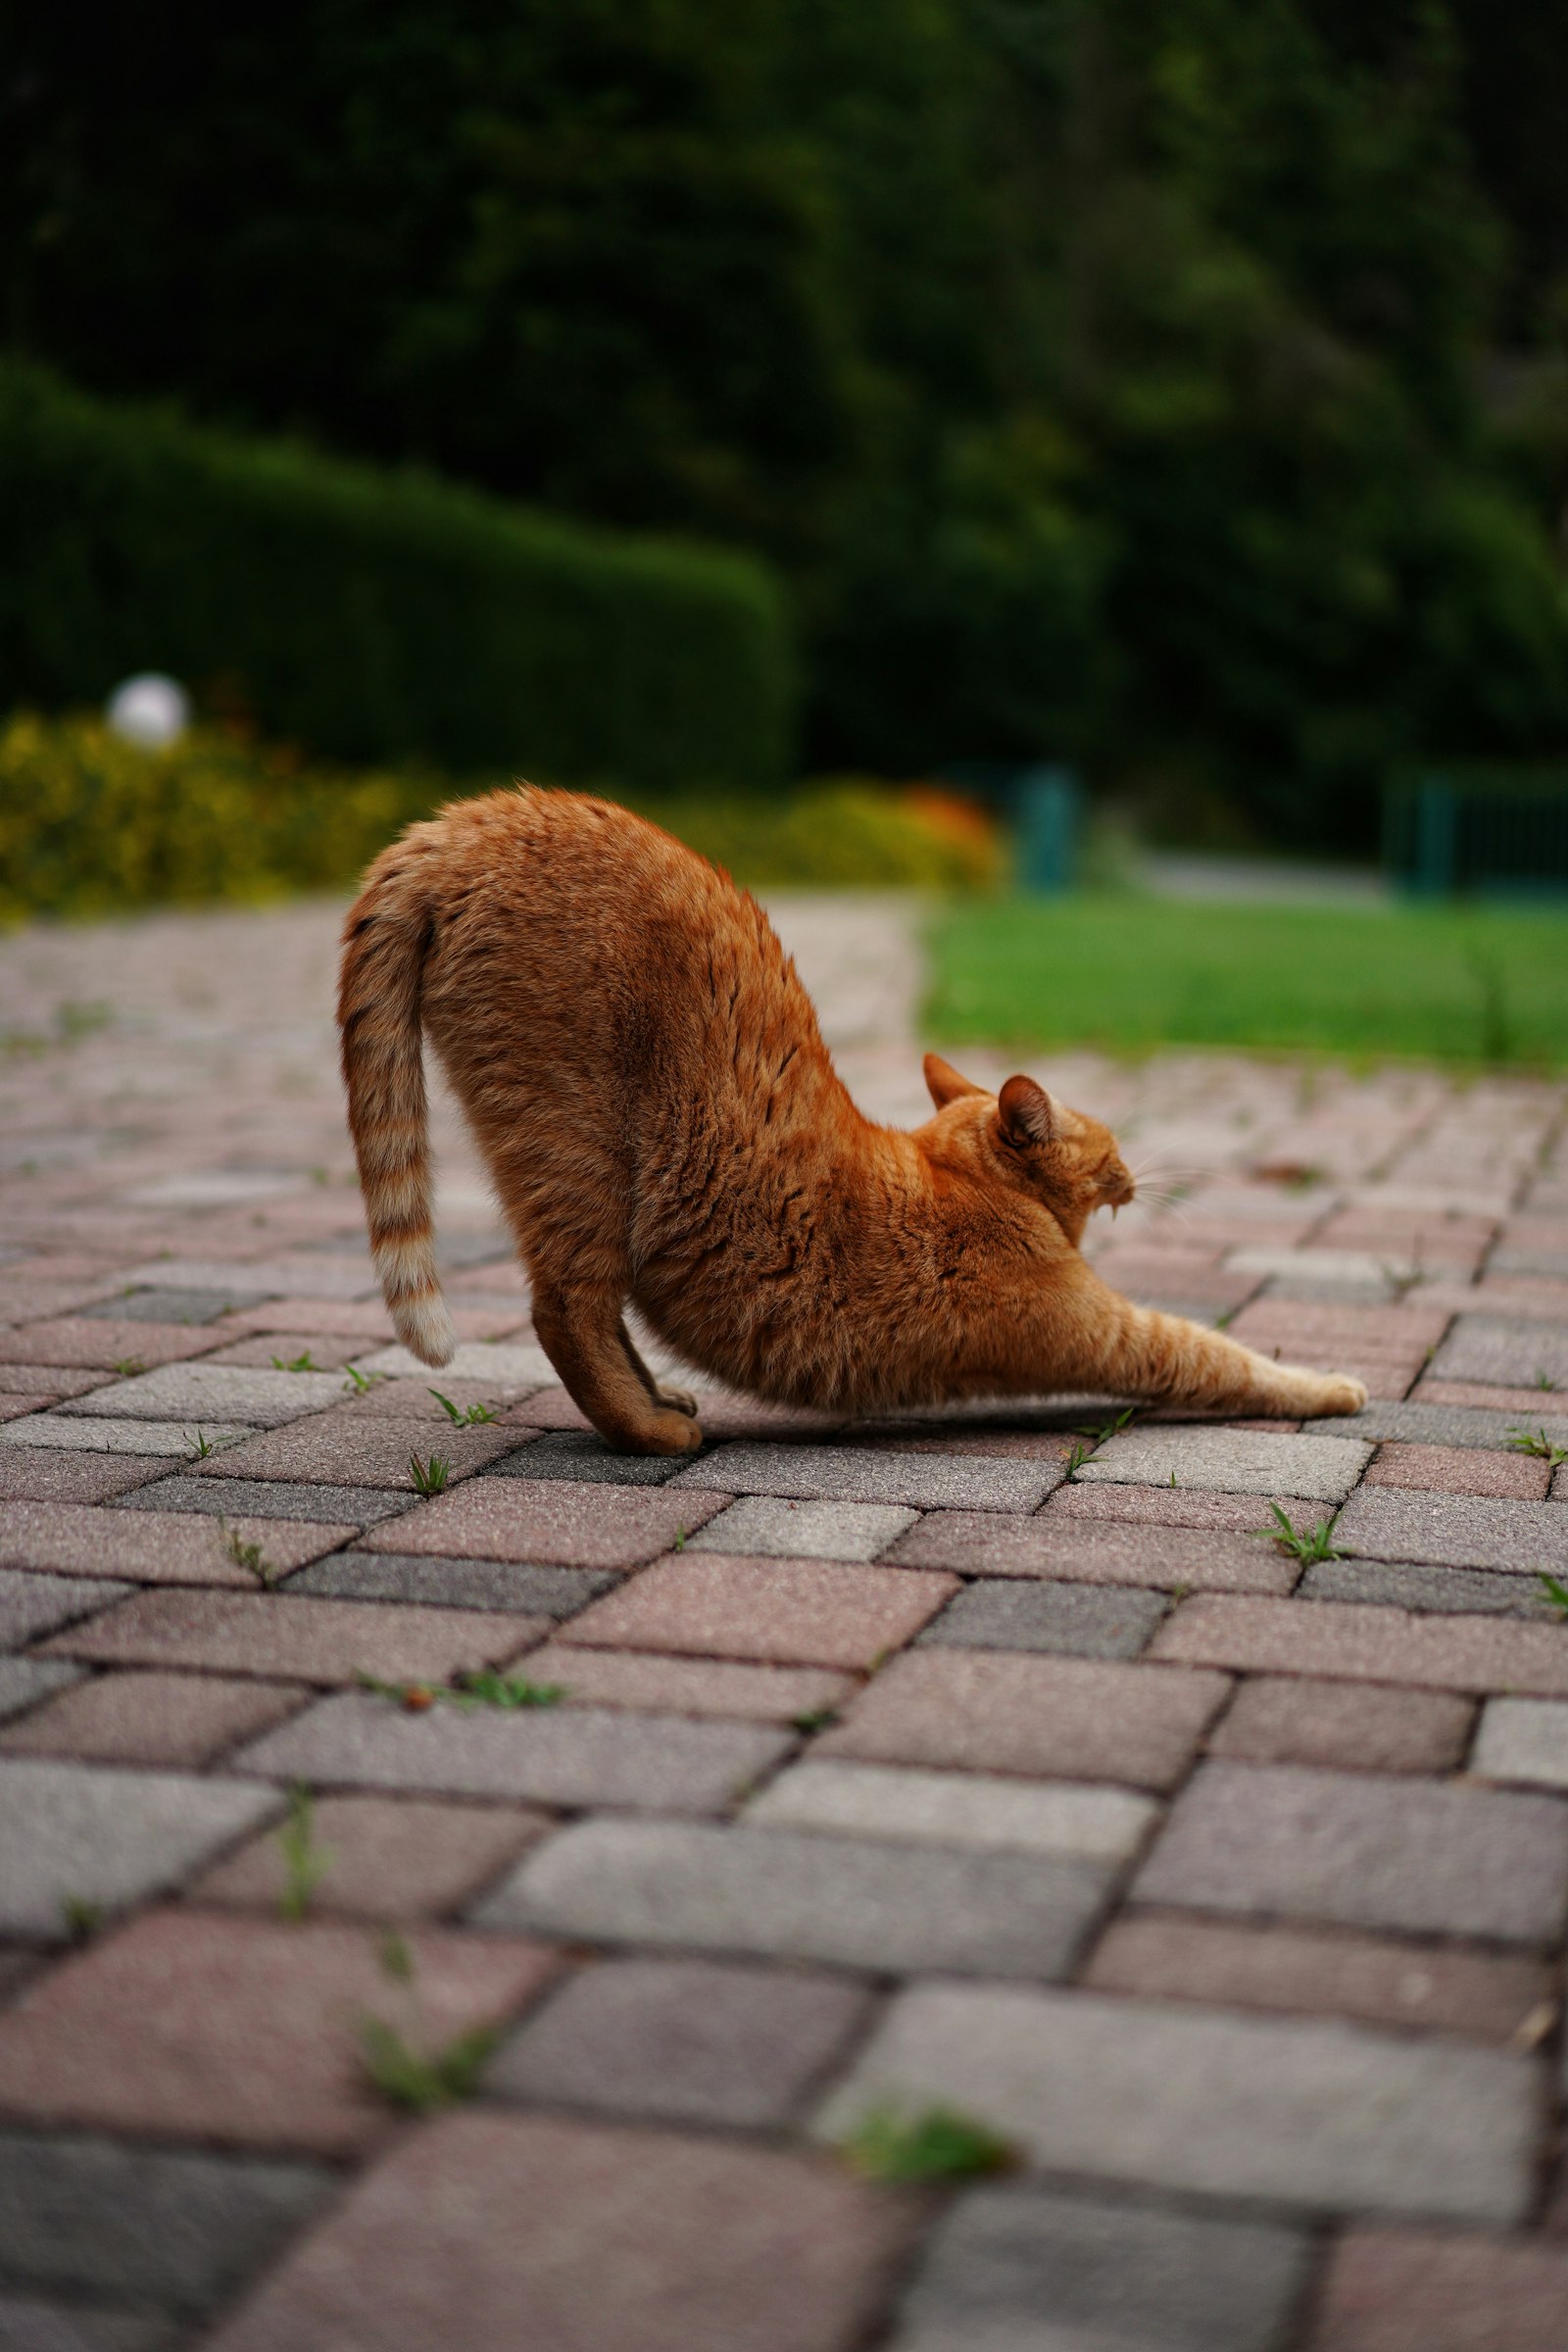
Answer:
1314, 1376, 1368, 1417
644, 1409, 706, 1456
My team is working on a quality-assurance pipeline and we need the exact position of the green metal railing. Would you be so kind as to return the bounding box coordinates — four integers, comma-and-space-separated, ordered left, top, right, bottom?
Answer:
1384, 770, 1568, 898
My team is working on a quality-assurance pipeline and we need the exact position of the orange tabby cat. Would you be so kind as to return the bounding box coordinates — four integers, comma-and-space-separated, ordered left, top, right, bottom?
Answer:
339, 788, 1366, 1452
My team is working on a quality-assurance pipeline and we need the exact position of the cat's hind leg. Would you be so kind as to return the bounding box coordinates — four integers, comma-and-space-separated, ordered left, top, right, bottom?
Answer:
618, 1322, 700, 1419
530, 1278, 705, 1455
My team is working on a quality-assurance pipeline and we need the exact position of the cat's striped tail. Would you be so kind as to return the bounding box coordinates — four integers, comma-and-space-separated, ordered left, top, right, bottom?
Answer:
337, 830, 457, 1368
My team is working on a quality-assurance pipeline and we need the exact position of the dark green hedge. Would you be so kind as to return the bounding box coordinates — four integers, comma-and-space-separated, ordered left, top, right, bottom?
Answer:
0, 362, 794, 790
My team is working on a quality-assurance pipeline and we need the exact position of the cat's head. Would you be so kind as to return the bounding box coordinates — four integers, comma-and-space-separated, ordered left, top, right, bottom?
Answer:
920, 1053, 1134, 1246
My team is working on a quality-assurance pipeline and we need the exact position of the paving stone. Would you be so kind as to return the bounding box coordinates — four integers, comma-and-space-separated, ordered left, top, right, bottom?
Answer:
115, 1476, 413, 1525
351, 1340, 557, 1386
1048, 1483, 1330, 1537
1312, 2226, 1568, 2352
479, 1816, 1114, 1978
686, 1495, 917, 1560
236, 1690, 790, 1812
816, 1650, 1229, 1788
0, 2128, 331, 2318
514, 1385, 846, 1444
485, 1432, 687, 1485
1133, 1760, 1568, 1940
1363, 1441, 1551, 1498
1335, 1489, 1568, 1575
204, 2110, 914, 2352
0, 2292, 162, 2350
1301, 1556, 1565, 1619
487, 1956, 871, 2126
1472, 1696, 1568, 1789
0, 1568, 129, 1646
78, 1287, 270, 1326
321, 1374, 530, 1418
1414, 1378, 1568, 1416
891, 2182, 1309, 2352
0, 1673, 310, 1767
1086, 1913, 1548, 2043
192, 1793, 549, 1918
283, 1550, 615, 1615
1432, 1315, 1568, 1390
671, 1442, 1062, 1514
1304, 1400, 1568, 1454
0, 1367, 117, 1399
888, 1512, 1296, 1592
204, 1331, 378, 1371
1208, 1676, 1474, 1773
0, 1659, 81, 1724
849, 1422, 1076, 1459
0, 1396, 58, 1426
0, 1454, 168, 1505
525, 1643, 854, 1723
559, 1554, 957, 1670
0, 1912, 556, 2153
0, 1759, 278, 1939
0, 1503, 357, 1589
744, 1760, 1157, 1860
0, 1321, 226, 1372
0, 1418, 253, 1458
815, 1982, 1537, 2223
56, 1364, 347, 1427
917, 1578, 1167, 1658
356, 1478, 730, 1569
1153, 1593, 1568, 1694
1076, 1427, 1371, 1500
41, 1588, 543, 1688
193, 1413, 520, 1490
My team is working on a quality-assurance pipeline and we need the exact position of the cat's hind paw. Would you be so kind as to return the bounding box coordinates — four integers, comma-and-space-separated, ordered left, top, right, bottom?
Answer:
657, 1382, 701, 1417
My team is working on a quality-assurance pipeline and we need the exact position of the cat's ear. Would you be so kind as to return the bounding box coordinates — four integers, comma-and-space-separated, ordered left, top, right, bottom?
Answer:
998, 1074, 1057, 1147
924, 1053, 986, 1109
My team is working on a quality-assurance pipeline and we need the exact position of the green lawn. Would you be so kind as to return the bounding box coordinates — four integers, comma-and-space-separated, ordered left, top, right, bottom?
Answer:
926, 895, 1568, 1065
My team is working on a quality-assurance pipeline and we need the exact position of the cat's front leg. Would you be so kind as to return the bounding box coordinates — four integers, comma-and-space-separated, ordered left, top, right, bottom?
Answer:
1045, 1269, 1367, 1419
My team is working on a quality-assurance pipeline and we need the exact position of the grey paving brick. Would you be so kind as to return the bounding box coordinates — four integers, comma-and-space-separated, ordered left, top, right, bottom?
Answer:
0, 1758, 279, 1940
0, 2130, 330, 2318
480, 1816, 1113, 1979
1431, 1315, 1568, 1390
484, 1432, 686, 1485
1334, 1489, 1568, 1574
1301, 1398, 1568, 1451
0, 1570, 130, 1647
0, 2297, 162, 2352
352, 1341, 556, 1387
486, 1957, 870, 2127
1133, 1760, 1568, 1941
918, 1579, 1166, 1660
1076, 1427, 1371, 1501
891, 2183, 1309, 2352
0, 1420, 253, 1458
77, 1287, 268, 1325
1301, 1557, 1564, 1619
1473, 1697, 1568, 1790
672, 1443, 1061, 1514
235, 1690, 788, 1812
283, 1551, 615, 1616
815, 1983, 1536, 2223
115, 1477, 414, 1525
686, 1496, 917, 1560
56, 1365, 346, 1428
0, 1659, 82, 1724
744, 1761, 1157, 1861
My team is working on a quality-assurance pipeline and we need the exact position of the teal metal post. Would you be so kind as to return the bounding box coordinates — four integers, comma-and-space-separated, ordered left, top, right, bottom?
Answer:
1015, 765, 1081, 893
1410, 778, 1458, 898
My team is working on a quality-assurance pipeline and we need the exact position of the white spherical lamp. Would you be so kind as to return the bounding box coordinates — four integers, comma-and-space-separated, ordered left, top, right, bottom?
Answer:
106, 673, 191, 749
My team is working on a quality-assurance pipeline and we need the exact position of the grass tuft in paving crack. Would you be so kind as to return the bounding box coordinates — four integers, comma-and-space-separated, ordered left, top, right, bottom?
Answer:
839, 2102, 1019, 2182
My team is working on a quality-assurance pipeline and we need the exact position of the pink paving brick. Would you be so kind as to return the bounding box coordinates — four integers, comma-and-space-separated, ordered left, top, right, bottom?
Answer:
815, 1649, 1229, 1788
1208, 1676, 1474, 1773
0, 1318, 226, 1370
40, 1587, 546, 1686
191, 1794, 550, 1919
525, 1642, 856, 1722
0, 1669, 310, 1765
1229, 1300, 1453, 1352
1312, 2227, 1568, 2350
334, 1377, 543, 1424
1414, 1378, 1568, 1416
1084, 1912, 1548, 2043
207, 2110, 915, 2352
359, 1479, 733, 1571
0, 1502, 358, 1587
0, 1365, 116, 1397
887, 1513, 1296, 1594
1366, 1444, 1551, 1501
0, 1450, 168, 1504
1046, 1484, 1329, 1537
204, 1332, 380, 1370
558, 1554, 957, 1670
191, 1411, 519, 1489
216, 1300, 399, 1342
1152, 1595, 1568, 1697
0, 1911, 558, 2154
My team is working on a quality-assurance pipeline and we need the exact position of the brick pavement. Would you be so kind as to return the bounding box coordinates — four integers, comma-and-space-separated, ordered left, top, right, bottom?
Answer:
1, 895, 1567, 2347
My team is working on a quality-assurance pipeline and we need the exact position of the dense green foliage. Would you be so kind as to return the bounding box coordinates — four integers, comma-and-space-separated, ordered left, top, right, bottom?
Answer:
0, 361, 792, 788
0, 713, 997, 921
6, 0, 1568, 841
929, 893, 1568, 1064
